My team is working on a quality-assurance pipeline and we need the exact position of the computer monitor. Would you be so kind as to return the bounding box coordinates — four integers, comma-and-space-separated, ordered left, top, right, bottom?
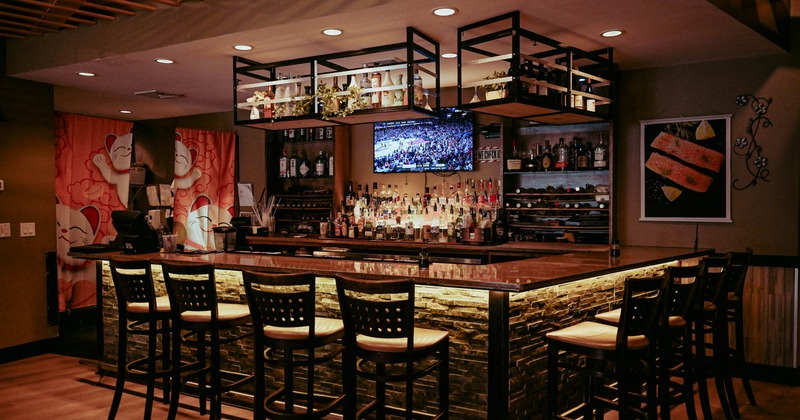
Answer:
111, 210, 159, 253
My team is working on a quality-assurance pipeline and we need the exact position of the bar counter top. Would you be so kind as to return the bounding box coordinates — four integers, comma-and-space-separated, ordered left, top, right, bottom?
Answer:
73, 243, 710, 292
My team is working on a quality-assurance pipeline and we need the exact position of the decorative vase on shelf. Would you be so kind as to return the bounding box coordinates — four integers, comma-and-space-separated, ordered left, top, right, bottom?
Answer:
393, 74, 405, 106
381, 69, 393, 108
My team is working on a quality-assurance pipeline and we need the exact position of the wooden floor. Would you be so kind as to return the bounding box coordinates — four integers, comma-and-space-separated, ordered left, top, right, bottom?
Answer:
0, 353, 252, 419
0, 353, 798, 419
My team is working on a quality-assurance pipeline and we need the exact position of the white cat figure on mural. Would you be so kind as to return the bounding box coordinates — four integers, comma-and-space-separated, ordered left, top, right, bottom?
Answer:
92, 133, 133, 207
183, 194, 214, 250
173, 133, 202, 190
55, 202, 101, 309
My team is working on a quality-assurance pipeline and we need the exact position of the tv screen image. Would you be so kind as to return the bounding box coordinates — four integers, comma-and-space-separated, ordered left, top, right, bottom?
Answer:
373, 108, 474, 173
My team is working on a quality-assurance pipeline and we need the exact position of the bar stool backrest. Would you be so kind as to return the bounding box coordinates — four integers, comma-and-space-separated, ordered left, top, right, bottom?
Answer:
335, 274, 415, 353
618, 274, 669, 350
242, 271, 317, 336
667, 261, 705, 321
110, 258, 157, 313
701, 254, 731, 308
162, 261, 218, 322
727, 249, 753, 298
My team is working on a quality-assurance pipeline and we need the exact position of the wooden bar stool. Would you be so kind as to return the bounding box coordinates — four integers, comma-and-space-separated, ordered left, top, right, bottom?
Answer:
595, 263, 704, 419
546, 273, 668, 420
108, 258, 173, 420
243, 270, 345, 419
693, 254, 735, 420
724, 250, 757, 414
162, 261, 253, 420
335, 274, 449, 420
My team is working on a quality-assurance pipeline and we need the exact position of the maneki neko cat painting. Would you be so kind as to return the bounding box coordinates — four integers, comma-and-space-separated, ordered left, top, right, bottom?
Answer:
171, 129, 236, 251
55, 113, 133, 310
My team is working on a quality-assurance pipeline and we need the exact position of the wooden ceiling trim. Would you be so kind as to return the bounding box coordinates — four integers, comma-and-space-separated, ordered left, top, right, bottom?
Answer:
0, 10, 80, 29
18, 0, 116, 21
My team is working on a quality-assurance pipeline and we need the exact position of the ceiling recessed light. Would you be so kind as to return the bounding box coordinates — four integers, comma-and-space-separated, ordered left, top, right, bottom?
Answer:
155, 58, 174, 64
601, 29, 624, 38
322, 28, 343, 36
432, 7, 457, 17
119, 110, 132, 114
77, 71, 95, 77
441, 52, 457, 59
234, 44, 253, 51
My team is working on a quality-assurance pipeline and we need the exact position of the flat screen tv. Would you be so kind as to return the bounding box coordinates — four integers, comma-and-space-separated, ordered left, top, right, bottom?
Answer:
373, 107, 474, 173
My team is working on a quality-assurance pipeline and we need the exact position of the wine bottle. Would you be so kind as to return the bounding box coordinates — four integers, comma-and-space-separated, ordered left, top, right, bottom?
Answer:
506, 138, 522, 172
574, 137, 589, 170
584, 78, 596, 112
537, 62, 550, 99
381, 69, 393, 107
524, 149, 537, 172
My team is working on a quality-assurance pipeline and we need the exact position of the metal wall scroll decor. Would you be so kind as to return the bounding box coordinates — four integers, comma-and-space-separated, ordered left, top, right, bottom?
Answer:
733, 94, 772, 190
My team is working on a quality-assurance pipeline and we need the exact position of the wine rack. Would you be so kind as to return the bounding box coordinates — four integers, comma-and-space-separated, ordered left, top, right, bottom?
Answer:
457, 11, 614, 125
233, 27, 440, 130
271, 190, 333, 234
503, 121, 612, 244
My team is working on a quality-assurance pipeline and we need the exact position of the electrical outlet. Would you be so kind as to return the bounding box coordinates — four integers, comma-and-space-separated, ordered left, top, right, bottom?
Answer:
20, 222, 35, 237
0, 223, 10, 238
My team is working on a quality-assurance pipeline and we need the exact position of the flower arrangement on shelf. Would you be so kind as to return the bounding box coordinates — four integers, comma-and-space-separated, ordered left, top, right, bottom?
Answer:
316, 82, 364, 120
246, 90, 274, 104
483, 71, 507, 92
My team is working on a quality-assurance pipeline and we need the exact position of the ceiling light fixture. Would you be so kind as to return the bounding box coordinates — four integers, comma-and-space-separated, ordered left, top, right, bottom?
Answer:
119, 110, 132, 114
234, 44, 253, 51
432, 7, 457, 17
155, 58, 174, 64
601, 29, 624, 38
441, 52, 457, 59
77, 71, 95, 77
321, 28, 343, 36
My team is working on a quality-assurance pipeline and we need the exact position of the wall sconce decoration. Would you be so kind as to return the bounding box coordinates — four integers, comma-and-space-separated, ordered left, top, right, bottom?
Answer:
733, 94, 772, 190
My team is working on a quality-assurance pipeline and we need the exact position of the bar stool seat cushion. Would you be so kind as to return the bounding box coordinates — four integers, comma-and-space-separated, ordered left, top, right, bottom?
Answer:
546, 321, 649, 351
356, 327, 448, 353
263, 317, 344, 340
126, 295, 171, 313
595, 308, 686, 328
181, 303, 250, 323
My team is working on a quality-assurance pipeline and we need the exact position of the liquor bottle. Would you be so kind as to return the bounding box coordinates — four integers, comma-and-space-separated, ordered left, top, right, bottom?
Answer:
328, 150, 334, 177
506, 138, 522, 172
278, 148, 288, 178
314, 150, 327, 177
574, 137, 589, 170
524, 149, 537, 172
594, 133, 609, 170
360, 64, 372, 109
540, 140, 553, 172
289, 148, 300, 178
493, 209, 508, 244
299, 151, 312, 178
287, 128, 296, 142
345, 182, 356, 207
537, 62, 549, 99
412, 65, 424, 106
370, 64, 382, 109
584, 78, 596, 112
583, 141, 594, 170
363, 217, 374, 239
554, 138, 569, 171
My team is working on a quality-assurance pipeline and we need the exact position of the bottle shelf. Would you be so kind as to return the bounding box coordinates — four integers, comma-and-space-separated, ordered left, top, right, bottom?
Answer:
234, 27, 440, 130
457, 11, 614, 125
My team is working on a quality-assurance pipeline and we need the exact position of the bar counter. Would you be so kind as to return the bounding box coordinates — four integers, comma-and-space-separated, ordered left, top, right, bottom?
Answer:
74, 243, 710, 419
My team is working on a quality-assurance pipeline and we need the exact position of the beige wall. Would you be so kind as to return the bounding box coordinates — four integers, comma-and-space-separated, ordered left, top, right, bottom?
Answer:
615, 49, 800, 255
0, 41, 59, 349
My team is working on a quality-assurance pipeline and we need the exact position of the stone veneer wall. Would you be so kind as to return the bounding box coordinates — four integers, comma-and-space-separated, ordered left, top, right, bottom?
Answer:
507, 263, 671, 419
100, 262, 491, 418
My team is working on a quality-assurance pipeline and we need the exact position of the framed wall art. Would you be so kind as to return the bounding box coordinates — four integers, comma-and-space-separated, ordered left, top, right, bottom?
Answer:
640, 114, 731, 222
